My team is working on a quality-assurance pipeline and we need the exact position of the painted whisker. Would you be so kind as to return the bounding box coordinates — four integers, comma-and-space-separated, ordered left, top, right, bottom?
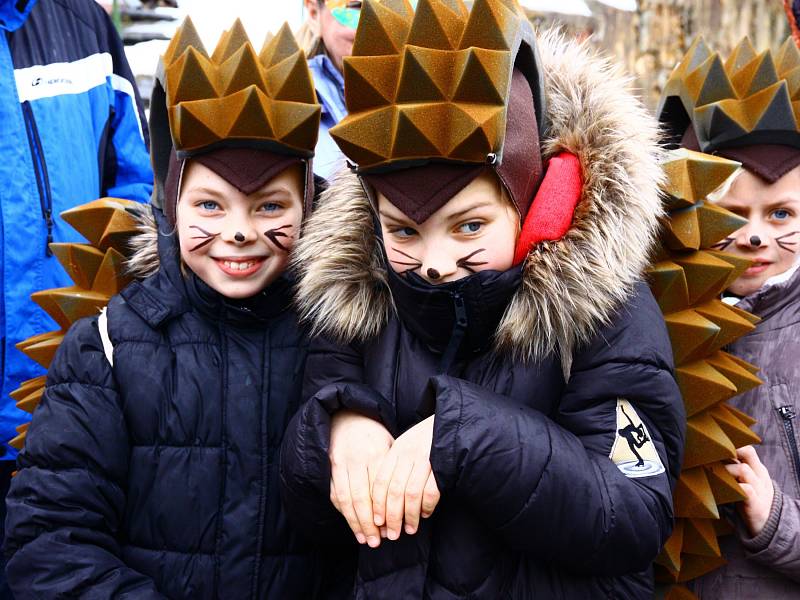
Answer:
188, 225, 219, 252
776, 231, 800, 253
710, 238, 734, 251
456, 248, 488, 273
390, 247, 422, 274
264, 224, 293, 252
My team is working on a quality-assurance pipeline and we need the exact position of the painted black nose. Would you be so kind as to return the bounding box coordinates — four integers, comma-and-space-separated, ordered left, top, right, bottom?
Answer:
234, 232, 245, 243
750, 235, 762, 247
427, 268, 440, 280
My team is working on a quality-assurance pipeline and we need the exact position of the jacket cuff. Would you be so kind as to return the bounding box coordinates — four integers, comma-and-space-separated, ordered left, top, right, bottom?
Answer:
428, 376, 463, 492
740, 482, 783, 554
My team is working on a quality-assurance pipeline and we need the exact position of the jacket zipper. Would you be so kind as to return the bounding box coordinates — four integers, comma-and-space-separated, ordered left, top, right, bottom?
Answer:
21, 101, 54, 256
777, 406, 800, 491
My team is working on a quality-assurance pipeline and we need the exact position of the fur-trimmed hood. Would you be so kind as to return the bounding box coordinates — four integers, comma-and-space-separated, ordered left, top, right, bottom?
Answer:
126, 204, 161, 281
293, 30, 665, 373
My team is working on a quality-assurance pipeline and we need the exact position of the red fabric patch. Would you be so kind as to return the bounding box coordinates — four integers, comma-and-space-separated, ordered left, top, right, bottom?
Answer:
513, 152, 583, 265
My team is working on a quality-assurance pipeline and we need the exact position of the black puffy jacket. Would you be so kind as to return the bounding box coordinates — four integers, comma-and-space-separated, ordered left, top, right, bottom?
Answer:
4, 207, 334, 599
281, 32, 686, 599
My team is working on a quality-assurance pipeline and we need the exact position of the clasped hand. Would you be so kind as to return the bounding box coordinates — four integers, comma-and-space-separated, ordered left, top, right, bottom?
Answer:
328, 411, 440, 548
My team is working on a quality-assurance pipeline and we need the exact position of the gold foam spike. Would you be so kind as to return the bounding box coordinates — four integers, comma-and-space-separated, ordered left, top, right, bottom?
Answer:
674, 252, 738, 306
730, 50, 779, 98
778, 37, 800, 77
352, 0, 413, 56
9, 428, 27, 451
694, 300, 758, 352
664, 309, 719, 366
710, 403, 761, 448
663, 207, 701, 251
265, 50, 318, 104
696, 204, 748, 249
705, 461, 747, 505
343, 55, 401, 112
50, 243, 105, 290
31, 287, 110, 331
698, 81, 797, 140
705, 351, 762, 395
674, 466, 719, 519
219, 43, 268, 97
705, 250, 753, 290
675, 359, 737, 417
458, 0, 521, 51
407, 0, 468, 51
661, 149, 740, 207
16, 386, 45, 415
656, 519, 685, 573
16, 331, 64, 369
683, 411, 737, 469
674, 553, 727, 583
162, 16, 207, 67
60, 198, 140, 251
648, 260, 690, 314
212, 18, 250, 64
724, 37, 757, 74
9, 375, 47, 403
92, 248, 132, 297
682, 517, 722, 557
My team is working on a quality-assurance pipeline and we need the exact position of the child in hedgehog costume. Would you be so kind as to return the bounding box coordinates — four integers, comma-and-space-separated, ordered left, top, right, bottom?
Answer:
279, 0, 686, 597
4, 18, 343, 599
659, 36, 800, 598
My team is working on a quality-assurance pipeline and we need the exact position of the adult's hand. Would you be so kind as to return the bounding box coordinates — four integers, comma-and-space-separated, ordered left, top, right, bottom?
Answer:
726, 445, 775, 537
329, 410, 394, 548
372, 415, 441, 541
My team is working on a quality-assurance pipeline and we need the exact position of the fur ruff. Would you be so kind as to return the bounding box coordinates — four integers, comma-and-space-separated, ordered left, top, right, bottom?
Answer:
126, 205, 161, 280
293, 30, 665, 373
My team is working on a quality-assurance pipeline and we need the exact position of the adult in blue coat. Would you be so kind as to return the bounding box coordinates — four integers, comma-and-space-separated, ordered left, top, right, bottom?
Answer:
0, 0, 152, 460
280, 5, 686, 597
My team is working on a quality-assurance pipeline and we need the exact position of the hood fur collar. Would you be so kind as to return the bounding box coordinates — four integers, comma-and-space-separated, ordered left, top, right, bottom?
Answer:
293, 31, 665, 373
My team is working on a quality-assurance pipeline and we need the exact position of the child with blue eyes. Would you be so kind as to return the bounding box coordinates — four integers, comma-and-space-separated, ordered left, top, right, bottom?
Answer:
3, 20, 344, 600
658, 36, 800, 596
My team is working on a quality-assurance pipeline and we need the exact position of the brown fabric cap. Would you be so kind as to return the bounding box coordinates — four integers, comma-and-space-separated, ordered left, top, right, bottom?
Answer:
164, 147, 303, 224
363, 69, 543, 224
682, 125, 800, 183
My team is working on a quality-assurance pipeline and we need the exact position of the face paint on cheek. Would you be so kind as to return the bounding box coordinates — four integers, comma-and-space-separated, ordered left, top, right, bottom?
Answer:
188, 225, 220, 252
710, 237, 734, 251
389, 247, 422, 274
456, 248, 488, 273
776, 231, 800, 253
263, 224, 294, 252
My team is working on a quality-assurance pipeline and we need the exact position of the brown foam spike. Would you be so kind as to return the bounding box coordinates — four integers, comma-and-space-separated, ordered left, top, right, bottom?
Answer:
449, 104, 503, 159
399, 104, 454, 154
705, 462, 747, 505
224, 88, 274, 140
683, 411, 737, 469
710, 404, 762, 447
664, 586, 700, 600
353, 0, 413, 57
694, 300, 757, 351
259, 23, 302, 69
674, 466, 719, 518
673, 253, 736, 305
648, 261, 690, 314
664, 309, 719, 366
696, 204, 748, 249
331, 107, 396, 166
343, 55, 400, 112
272, 101, 322, 151
9, 375, 46, 403
166, 47, 219, 105
706, 351, 762, 395
219, 44, 267, 97
31, 288, 109, 331
730, 50, 779, 99
212, 18, 250, 64
17, 331, 64, 369
777, 38, 800, 75
661, 150, 740, 207
687, 54, 736, 108
453, 47, 511, 104
266, 51, 318, 104
172, 102, 224, 151
724, 402, 758, 428
657, 519, 685, 573
699, 82, 796, 137
675, 554, 727, 583
721, 353, 760, 377
162, 16, 207, 66
675, 360, 737, 417
396, 48, 449, 103
663, 207, 701, 251
407, 0, 468, 50
9, 424, 28, 451
50, 243, 105, 290
92, 248, 132, 297
392, 107, 444, 158
705, 250, 753, 290
724, 37, 758, 74
97, 209, 141, 253
682, 517, 722, 557
16, 386, 45, 414
60, 199, 139, 249
458, 0, 520, 51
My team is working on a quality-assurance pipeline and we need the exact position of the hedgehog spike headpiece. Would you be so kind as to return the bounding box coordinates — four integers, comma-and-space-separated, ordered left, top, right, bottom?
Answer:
330, 0, 547, 224
658, 36, 800, 182
148, 17, 322, 220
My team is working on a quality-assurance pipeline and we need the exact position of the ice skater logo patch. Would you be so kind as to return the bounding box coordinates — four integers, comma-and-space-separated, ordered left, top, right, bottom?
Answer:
609, 399, 665, 478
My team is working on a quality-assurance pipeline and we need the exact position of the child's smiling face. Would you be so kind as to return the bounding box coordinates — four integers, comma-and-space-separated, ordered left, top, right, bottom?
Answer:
711, 165, 800, 296
176, 161, 304, 299
378, 171, 520, 284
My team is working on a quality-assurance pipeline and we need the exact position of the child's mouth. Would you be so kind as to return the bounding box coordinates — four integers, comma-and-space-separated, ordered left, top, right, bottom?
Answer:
214, 257, 266, 277
743, 261, 771, 276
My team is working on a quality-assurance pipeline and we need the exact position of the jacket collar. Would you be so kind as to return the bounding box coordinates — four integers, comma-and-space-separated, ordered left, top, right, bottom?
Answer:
0, 0, 38, 32
734, 263, 800, 329
293, 29, 665, 374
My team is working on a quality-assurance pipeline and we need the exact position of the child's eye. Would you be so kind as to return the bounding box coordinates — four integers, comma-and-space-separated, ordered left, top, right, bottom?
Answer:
772, 208, 791, 220
259, 202, 282, 213
459, 222, 482, 234
392, 226, 418, 238
200, 200, 220, 211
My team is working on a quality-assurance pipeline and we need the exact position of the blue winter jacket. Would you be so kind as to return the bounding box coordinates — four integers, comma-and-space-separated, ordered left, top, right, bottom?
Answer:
0, 0, 152, 458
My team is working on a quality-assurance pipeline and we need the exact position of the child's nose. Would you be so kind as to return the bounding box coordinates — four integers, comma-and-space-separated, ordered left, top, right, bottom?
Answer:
420, 256, 457, 283
221, 220, 257, 245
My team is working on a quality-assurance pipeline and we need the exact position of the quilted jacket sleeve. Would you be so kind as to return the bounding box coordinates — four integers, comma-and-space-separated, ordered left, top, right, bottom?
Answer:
741, 485, 800, 581
427, 283, 686, 575
4, 317, 166, 599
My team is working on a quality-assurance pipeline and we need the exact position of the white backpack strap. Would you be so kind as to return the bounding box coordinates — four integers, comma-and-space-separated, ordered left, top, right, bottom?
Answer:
98, 307, 114, 367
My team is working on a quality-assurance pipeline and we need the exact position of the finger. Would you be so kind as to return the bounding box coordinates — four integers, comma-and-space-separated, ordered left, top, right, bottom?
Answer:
403, 462, 430, 535
724, 463, 743, 479
372, 452, 398, 527
738, 481, 755, 502
330, 480, 341, 512
739, 445, 771, 480
349, 464, 381, 547
385, 458, 414, 541
421, 472, 441, 519
331, 464, 366, 544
